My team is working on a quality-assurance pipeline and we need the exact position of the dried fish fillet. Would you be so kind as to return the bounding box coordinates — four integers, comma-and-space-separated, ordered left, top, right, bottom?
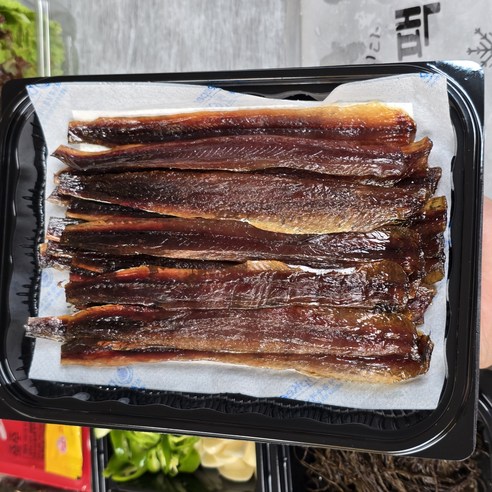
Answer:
39, 241, 235, 275
64, 260, 410, 310
59, 342, 433, 384
407, 196, 447, 237
53, 136, 431, 178
407, 196, 447, 282
406, 283, 436, 324
67, 102, 416, 146
422, 258, 445, 284
66, 197, 162, 221
26, 304, 425, 358
45, 217, 425, 276
54, 169, 432, 234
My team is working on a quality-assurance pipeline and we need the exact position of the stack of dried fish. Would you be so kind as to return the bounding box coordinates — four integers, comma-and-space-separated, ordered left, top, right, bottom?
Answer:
26, 101, 447, 383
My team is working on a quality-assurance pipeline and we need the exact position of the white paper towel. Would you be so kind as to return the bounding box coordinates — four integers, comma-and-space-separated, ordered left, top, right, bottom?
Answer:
26, 74, 453, 410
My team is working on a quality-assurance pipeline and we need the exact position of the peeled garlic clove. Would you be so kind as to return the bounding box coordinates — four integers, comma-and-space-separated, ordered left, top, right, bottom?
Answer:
220, 440, 250, 458
219, 460, 255, 482
242, 442, 257, 468
199, 437, 227, 455
200, 451, 227, 468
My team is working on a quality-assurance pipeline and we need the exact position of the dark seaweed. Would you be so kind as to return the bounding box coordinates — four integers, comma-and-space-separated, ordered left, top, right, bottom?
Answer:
299, 431, 490, 491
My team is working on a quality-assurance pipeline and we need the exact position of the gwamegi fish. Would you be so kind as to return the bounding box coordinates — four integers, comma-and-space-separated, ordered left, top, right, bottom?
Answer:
53, 185, 442, 226
408, 196, 446, 256
67, 102, 416, 147
64, 260, 410, 311
408, 196, 447, 230
59, 343, 432, 383
53, 169, 434, 234
45, 217, 425, 277
407, 195, 447, 237
406, 284, 436, 324
52, 135, 432, 178
65, 199, 162, 221
406, 196, 447, 282
49, 193, 162, 221
25, 303, 426, 359
422, 258, 445, 284
39, 241, 235, 276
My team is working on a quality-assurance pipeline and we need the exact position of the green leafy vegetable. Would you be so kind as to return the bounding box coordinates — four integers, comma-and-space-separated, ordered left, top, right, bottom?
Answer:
103, 430, 201, 482
0, 0, 65, 86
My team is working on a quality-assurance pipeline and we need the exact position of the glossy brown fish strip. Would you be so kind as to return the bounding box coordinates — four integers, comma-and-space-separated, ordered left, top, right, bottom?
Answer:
67, 103, 416, 147
404, 196, 447, 282
53, 136, 431, 178
407, 196, 447, 230
407, 196, 446, 258
59, 341, 433, 383
26, 304, 423, 358
419, 167, 442, 194
48, 188, 155, 222
406, 284, 436, 324
65, 197, 162, 221
54, 169, 431, 234
58, 184, 440, 226
46, 217, 424, 276
50, 186, 166, 221
65, 260, 409, 310
422, 258, 445, 284
38, 242, 72, 270
40, 240, 235, 276
45, 218, 81, 242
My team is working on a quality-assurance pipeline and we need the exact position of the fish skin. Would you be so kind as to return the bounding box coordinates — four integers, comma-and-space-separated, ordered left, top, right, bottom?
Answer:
44, 217, 425, 276
54, 169, 432, 234
53, 135, 431, 178
26, 303, 423, 358
58, 340, 433, 384
67, 103, 416, 146
64, 260, 410, 311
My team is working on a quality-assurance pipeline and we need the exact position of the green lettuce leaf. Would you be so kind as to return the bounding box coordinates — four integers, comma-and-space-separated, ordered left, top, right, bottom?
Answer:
0, 0, 65, 84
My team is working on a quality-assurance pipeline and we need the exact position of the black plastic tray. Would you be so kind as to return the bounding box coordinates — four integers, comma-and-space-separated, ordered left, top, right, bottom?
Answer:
279, 369, 492, 491
0, 61, 484, 459
91, 372, 492, 492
